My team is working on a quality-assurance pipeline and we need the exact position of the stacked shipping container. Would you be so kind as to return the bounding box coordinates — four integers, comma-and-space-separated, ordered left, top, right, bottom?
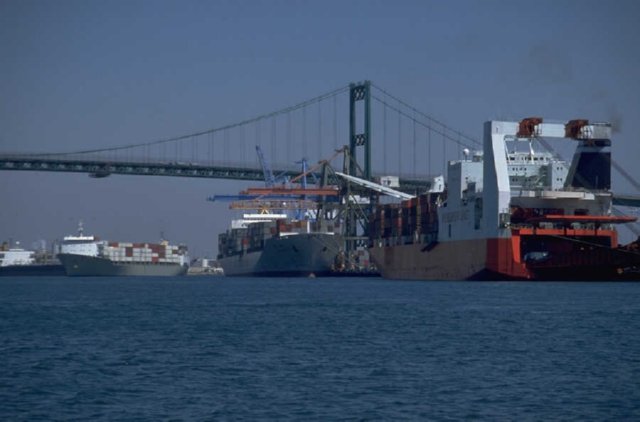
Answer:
369, 193, 442, 247
101, 242, 186, 264
218, 218, 342, 259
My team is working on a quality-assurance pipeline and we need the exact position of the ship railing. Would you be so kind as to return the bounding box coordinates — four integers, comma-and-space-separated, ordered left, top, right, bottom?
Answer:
512, 221, 613, 232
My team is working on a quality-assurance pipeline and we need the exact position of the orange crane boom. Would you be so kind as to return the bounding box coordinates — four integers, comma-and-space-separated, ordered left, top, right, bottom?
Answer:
241, 187, 340, 196
229, 199, 320, 210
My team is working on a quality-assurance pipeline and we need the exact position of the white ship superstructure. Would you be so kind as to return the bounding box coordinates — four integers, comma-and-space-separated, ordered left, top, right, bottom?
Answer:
0, 243, 35, 267
60, 221, 101, 256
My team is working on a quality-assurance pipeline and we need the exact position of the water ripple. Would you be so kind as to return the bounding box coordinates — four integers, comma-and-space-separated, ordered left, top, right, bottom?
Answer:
1, 277, 639, 420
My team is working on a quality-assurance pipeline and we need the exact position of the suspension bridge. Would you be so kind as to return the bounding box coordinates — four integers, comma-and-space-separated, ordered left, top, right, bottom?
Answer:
1, 80, 639, 207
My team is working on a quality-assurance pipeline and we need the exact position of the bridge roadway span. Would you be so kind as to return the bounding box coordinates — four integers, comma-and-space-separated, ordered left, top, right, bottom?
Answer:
1, 155, 638, 207
0, 155, 429, 192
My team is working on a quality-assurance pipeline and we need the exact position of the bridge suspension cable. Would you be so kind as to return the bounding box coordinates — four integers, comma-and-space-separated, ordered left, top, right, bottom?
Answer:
610, 158, 640, 193
371, 83, 481, 148
370, 92, 479, 150
32, 84, 351, 157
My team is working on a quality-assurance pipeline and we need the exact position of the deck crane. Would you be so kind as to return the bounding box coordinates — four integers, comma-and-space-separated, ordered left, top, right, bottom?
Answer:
333, 172, 415, 200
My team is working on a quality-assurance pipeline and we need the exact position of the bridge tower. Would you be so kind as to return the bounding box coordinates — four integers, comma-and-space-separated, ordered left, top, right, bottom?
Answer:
344, 81, 374, 253
349, 80, 372, 180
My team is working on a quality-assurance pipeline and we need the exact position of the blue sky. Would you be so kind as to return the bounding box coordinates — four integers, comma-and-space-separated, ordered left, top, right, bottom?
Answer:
1, 0, 639, 256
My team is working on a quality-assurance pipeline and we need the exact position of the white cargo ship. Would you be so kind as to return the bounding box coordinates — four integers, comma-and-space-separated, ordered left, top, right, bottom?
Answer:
57, 222, 189, 276
0, 241, 66, 276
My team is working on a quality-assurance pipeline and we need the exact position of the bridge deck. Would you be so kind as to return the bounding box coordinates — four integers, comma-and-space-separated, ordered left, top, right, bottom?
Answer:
1, 155, 638, 206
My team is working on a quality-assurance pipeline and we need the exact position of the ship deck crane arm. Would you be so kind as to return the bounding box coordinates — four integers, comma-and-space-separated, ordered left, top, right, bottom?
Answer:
333, 172, 416, 200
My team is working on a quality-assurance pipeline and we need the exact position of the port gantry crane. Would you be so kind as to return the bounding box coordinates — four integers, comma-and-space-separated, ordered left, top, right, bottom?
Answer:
208, 143, 431, 255
207, 146, 342, 212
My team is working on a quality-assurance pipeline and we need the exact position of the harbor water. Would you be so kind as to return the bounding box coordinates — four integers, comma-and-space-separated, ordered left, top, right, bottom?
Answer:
1, 277, 639, 420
